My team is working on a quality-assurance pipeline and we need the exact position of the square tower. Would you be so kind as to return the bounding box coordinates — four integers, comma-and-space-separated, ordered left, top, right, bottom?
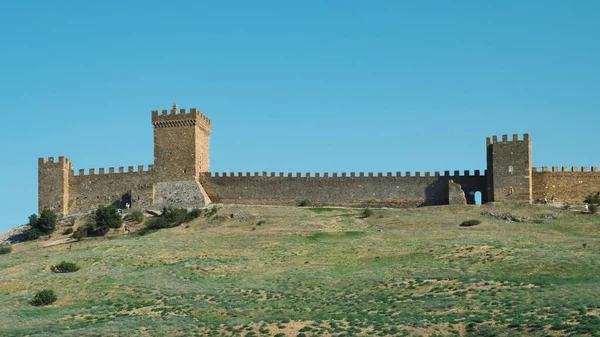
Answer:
152, 104, 212, 181
486, 134, 532, 203
38, 156, 71, 215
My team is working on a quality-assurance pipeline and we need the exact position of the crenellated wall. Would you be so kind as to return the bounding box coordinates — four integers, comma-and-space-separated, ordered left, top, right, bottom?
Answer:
532, 166, 600, 203
67, 165, 155, 213
200, 170, 487, 208
40, 105, 597, 215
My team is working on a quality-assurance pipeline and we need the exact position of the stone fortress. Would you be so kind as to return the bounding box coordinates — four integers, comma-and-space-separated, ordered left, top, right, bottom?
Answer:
39, 104, 600, 215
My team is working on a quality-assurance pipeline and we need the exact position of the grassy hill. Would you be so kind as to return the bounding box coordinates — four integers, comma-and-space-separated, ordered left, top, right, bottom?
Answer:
1, 203, 599, 336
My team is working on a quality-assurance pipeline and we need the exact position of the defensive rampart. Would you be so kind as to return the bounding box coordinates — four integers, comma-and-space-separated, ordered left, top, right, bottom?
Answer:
532, 166, 600, 203
68, 165, 155, 214
200, 170, 487, 207
40, 105, 595, 215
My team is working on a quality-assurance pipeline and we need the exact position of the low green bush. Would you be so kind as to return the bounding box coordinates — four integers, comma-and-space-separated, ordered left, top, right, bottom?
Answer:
584, 195, 600, 204
297, 199, 310, 207
125, 210, 144, 223
0, 245, 11, 255
145, 216, 171, 230
51, 261, 80, 273
188, 208, 203, 219
460, 219, 482, 227
31, 289, 57, 306
62, 228, 73, 235
204, 206, 218, 218
361, 208, 373, 218
589, 204, 598, 214
71, 226, 88, 241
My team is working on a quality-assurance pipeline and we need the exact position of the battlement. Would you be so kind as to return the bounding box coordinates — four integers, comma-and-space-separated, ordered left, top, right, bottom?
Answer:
151, 106, 211, 131
208, 169, 485, 178
72, 164, 154, 176
532, 166, 600, 173
486, 133, 530, 145
38, 156, 72, 168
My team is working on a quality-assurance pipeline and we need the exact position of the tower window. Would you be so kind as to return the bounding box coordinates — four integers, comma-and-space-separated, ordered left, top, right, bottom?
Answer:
508, 166, 514, 174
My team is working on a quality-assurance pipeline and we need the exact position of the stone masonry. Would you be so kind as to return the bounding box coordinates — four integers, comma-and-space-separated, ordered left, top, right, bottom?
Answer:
38, 104, 599, 215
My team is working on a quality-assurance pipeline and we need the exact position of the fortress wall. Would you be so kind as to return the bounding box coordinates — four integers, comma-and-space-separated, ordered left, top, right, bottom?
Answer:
68, 166, 155, 213
532, 166, 600, 203
200, 170, 487, 207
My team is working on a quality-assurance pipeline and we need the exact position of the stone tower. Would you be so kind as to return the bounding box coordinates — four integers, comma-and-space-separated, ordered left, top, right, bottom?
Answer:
152, 103, 212, 179
486, 134, 532, 203
38, 156, 72, 215
151, 103, 212, 208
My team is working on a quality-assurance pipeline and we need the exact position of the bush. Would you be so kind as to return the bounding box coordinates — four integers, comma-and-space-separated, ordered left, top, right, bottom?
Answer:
94, 205, 123, 229
125, 210, 144, 223
72, 205, 123, 239
62, 228, 73, 235
25, 209, 58, 240
460, 219, 482, 227
71, 226, 87, 241
297, 200, 310, 207
31, 289, 57, 306
145, 216, 171, 230
204, 206, 218, 218
361, 208, 373, 218
142, 207, 207, 232
137, 228, 156, 236
26, 228, 41, 240
188, 208, 203, 219
589, 204, 598, 214
584, 195, 600, 204
0, 245, 11, 255
51, 261, 80, 273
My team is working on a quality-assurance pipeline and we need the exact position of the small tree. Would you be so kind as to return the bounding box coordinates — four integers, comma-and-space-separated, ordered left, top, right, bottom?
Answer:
94, 205, 123, 229
25, 209, 58, 240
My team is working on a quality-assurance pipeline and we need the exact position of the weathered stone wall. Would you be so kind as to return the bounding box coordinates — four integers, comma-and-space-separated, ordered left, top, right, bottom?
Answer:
38, 157, 71, 215
486, 134, 532, 203
154, 181, 211, 209
200, 171, 487, 207
68, 166, 155, 213
532, 167, 600, 203
152, 107, 212, 181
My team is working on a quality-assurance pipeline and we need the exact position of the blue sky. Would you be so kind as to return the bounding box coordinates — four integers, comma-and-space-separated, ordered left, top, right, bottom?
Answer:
0, 1, 599, 231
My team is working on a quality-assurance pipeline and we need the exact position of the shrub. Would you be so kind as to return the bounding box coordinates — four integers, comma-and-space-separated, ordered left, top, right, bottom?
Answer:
589, 203, 598, 214
162, 207, 190, 225
0, 245, 11, 255
361, 208, 373, 218
71, 226, 88, 241
145, 216, 171, 230
298, 199, 310, 207
584, 195, 600, 204
125, 210, 144, 223
26, 229, 41, 240
188, 208, 203, 219
51, 261, 80, 273
31, 289, 57, 306
460, 219, 482, 227
25, 209, 58, 240
94, 205, 123, 229
137, 228, 155, 236
62, 228, 73, 235
204, 206, 218, 218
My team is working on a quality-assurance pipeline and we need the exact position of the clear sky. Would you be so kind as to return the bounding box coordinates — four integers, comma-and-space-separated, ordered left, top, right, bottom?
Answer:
0, 1, 599, 231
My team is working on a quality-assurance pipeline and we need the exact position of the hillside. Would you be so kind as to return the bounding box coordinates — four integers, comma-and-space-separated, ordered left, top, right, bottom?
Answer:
1, 204, 599, 336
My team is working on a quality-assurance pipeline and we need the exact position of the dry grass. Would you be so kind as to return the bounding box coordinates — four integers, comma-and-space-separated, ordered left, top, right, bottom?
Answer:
0, 203, 599, 336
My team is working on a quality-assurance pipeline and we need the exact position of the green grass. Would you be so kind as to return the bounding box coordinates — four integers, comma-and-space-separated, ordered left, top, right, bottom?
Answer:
1, 203, 599, 336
